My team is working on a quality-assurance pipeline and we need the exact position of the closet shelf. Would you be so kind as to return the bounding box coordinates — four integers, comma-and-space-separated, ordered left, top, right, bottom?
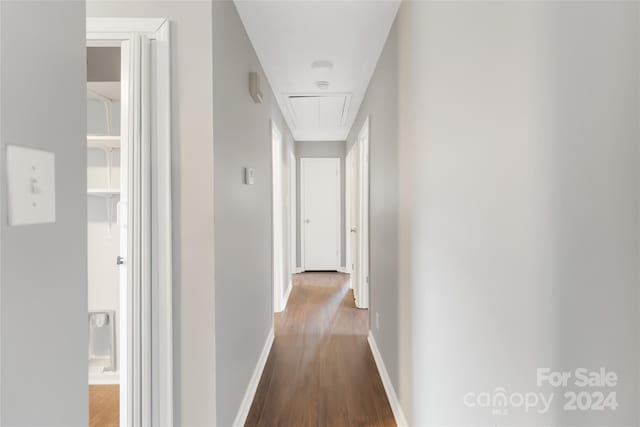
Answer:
88, 135, 121, 149
88, 188, 120, 197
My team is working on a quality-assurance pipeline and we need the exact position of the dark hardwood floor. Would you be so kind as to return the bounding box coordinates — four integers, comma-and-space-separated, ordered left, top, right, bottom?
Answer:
246, 272, 395, 427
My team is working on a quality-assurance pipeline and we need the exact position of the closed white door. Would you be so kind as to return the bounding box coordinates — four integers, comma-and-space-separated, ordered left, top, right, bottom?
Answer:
301, 158, 340, 270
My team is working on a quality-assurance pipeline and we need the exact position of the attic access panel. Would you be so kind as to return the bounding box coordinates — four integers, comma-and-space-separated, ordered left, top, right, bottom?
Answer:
287, 94, 351, 129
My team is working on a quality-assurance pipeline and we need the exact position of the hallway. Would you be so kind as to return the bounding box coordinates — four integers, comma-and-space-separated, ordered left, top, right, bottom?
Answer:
246, 272, 395, 427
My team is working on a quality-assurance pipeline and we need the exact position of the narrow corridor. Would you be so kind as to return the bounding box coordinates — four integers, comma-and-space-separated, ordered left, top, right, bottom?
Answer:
246, 272, 395, 426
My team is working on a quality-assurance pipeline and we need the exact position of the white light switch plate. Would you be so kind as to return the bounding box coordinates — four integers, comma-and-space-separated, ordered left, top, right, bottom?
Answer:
6, 145, 56, 226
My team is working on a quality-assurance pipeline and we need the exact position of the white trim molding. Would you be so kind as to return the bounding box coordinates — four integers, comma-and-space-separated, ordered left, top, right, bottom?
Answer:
89, 371, 120, 385
233, 328, 275, 427
86, 18, 167, 36
337, 267, 350, 274
356, 117, 370, 309
282, 283, 293, 312
368, 331, 408, 427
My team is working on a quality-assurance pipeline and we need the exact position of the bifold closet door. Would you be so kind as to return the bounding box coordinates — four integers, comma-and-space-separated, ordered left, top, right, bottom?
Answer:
120, 34, 153, 427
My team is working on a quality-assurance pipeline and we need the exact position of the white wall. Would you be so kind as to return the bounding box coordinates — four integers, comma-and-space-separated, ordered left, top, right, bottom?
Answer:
87, 99, 120, 375
393, 2, 640, 425
212, 2, 295, 424
295, 140, 346, 269
87, 193, 120, 311
86, 2, 216, 425
0, 1, 88, 425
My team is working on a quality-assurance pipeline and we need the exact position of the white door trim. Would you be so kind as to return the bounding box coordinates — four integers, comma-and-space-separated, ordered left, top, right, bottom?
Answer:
345, 149, 352, 280
87, 18, 173, 427
300, 157, 341, 271
300, 159, 306, 270
346, 136, 359, 294
272, 122, 285, 312
289, 150, 297, 276
357, 118, 370, 309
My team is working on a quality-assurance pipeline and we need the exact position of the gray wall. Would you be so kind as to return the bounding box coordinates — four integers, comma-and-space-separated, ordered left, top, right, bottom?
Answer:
295, 140, 346, 269
87, 3, 216, 425
0, 1, 88, 425
346, 21, 398, 393
393, 2, 640, 425
213, 2, 294, 425
87, 47, 120, 82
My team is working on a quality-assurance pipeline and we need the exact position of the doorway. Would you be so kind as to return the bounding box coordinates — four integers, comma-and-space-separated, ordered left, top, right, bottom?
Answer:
300, 157, 341, 271
86, 18, 173, 427
272, 122, 286, 312
289, 150, 297, 276
346, 118, 370, 309
87, 44, 123, 427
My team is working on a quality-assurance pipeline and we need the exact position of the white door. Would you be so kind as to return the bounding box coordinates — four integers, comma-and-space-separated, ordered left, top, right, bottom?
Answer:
301, 158, 340, 270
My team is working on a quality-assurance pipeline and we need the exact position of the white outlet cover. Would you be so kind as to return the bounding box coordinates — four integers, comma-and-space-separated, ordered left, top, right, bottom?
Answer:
6, 145, 56, 226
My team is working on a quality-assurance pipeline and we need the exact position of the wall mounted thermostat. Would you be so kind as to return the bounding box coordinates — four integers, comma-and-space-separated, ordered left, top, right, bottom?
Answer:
6, 145, 56, 226
244, 167, 255, 185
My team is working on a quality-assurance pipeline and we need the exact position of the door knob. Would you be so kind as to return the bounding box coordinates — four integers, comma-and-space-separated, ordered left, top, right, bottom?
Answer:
350, 228, 357, 233
305, 219, 310, 224
116, 256, 125, 265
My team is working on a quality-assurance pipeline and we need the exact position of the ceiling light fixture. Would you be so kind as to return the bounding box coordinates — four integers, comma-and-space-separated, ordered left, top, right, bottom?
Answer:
312, 60, 333, 91
311, 60, 333, 72
315, 81, 330, 90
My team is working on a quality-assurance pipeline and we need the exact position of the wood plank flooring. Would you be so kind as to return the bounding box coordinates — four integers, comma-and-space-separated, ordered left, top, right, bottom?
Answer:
90, 384, 119, 427
246, 272, 395, 427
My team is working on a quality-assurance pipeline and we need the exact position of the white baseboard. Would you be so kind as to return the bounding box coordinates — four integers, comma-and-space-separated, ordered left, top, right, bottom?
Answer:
232, 328, 275, 427
282, 282, 293, 311
337, 266, 350, 274
368, 331, 408, 427
89, 371, 120, 385
293, 267, 304, 274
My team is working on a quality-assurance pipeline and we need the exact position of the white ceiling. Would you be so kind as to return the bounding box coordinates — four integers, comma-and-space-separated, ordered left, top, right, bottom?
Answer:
235, 0, 400, 141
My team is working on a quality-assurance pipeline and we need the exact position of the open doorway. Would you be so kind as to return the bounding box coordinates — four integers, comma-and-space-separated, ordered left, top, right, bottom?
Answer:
87, 45, 122, 427
272, 122, 286, 313
346, 117, 370, 309
86, 18, 173, 427
272, 121, 299, 315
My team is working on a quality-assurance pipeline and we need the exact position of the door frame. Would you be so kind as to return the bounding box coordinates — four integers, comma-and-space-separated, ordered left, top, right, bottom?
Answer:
87, 18, 173, 427
300, 157, 341, 271
345, 147, 354, 288
271, 122, 285, 312
289, 150, 297, 276
346, 117, 370, 308
357, 118, 370, 309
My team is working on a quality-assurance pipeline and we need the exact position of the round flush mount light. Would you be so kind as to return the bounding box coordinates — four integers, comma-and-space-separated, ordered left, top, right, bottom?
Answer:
315, 80, 330, 90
